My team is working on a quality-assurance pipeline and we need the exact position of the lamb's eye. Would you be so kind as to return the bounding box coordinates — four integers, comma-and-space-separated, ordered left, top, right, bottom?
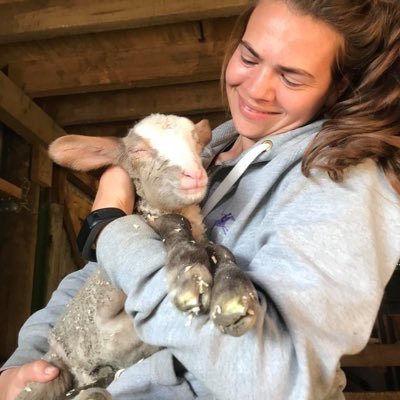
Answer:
129, 148, 148, 158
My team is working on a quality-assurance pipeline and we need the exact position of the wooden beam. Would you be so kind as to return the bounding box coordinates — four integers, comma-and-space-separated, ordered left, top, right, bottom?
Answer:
46, 203, 77, 302
63, 111, 230, 137
8, 40, 227, 97
65, 182, 93, 237
0, 0, 247, 44
0, 177, 22, 199
0, 18, 236, 66
345, 393, 400, 400
0, 182, 40, 360
37, 81, 224, 126
30, 145, 53, 187
67, 172, 98, 200
63, 205, 86, 269
0, 71, 66, 146
341, 344, 400, 368
65, 122, 133, 137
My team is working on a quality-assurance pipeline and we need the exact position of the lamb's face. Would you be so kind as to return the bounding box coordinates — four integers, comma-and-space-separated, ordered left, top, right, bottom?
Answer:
123, 114, 211, 212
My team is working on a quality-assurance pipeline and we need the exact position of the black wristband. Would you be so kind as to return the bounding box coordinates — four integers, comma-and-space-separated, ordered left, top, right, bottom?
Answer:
77, 207, 127, 262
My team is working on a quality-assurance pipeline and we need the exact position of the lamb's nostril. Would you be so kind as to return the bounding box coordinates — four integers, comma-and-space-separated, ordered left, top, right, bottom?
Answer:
182, 169, 204, 180
181, 169, 208, 190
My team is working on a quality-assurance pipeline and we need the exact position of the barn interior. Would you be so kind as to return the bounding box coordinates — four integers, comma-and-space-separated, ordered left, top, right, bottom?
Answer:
0, 2, 399, 398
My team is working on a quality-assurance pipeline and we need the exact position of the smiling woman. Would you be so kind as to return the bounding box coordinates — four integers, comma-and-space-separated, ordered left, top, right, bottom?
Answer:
222, 0, 400, 187
1, 0, 399, 399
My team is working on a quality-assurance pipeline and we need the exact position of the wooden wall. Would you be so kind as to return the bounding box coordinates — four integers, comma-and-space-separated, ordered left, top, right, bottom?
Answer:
0, 125, 94, 362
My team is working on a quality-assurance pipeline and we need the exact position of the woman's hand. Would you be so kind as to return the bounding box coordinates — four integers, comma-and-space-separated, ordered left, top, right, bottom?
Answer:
92, 165, 135, 214
0, 361, 59, 400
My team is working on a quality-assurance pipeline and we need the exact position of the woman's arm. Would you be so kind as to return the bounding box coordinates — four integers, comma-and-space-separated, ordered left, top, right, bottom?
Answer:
96, 162, 400, 400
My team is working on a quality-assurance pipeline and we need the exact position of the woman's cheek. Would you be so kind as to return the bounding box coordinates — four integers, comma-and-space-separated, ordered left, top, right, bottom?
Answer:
225, 53, 245, 87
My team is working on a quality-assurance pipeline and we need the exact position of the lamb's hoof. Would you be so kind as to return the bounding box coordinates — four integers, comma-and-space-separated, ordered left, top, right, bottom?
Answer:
171, 263, 212, 314
210, 264, 259, 336
73, 387, 112, 400
211, 293, 258, 336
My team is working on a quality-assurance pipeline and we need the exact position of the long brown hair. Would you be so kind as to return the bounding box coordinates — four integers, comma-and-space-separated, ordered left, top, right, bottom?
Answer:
221, 0, 400, 193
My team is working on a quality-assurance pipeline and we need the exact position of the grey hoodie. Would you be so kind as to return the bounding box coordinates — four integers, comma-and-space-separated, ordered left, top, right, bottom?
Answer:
3, 119, 400, 400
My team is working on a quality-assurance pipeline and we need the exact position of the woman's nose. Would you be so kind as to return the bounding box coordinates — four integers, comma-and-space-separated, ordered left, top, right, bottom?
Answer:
244, 69, 276, 102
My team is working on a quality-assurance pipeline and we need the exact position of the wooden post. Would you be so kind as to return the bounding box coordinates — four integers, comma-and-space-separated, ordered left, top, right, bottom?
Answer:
0, 182, 40, 361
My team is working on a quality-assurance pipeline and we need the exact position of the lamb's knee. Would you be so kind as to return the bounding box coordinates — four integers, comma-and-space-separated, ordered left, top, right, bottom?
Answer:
206, 243, 236, 268
150, 213, 193, 240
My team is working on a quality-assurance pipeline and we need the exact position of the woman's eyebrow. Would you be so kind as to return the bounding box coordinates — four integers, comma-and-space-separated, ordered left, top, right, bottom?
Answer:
240, 39, 315, 80
279, 65, 315, 80
240, 40, 261, 58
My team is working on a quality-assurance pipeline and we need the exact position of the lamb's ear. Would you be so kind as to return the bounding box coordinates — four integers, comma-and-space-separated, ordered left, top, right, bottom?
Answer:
193, 119, 212, 150
48, 135, 124, 171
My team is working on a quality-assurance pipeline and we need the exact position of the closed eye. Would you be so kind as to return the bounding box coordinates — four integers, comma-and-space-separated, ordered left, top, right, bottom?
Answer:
241, 55, 258, 66
128, 148, 150, 158
280, 74, 304, 89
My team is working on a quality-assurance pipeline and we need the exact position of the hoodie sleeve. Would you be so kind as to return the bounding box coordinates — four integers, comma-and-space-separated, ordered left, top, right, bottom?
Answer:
96, 162, 400, 400
1, 262, 97, 371
96, 216, 306, 399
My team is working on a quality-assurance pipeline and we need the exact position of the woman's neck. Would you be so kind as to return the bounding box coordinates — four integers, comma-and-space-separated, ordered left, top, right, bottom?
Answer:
215, 135, 256, 164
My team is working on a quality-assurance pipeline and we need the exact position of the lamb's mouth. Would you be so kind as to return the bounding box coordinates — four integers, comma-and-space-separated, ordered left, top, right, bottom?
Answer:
179, 186, 207, 198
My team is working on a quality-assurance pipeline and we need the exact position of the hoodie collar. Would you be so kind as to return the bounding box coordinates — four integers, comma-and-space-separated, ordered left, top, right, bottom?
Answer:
202, 119, 325, 169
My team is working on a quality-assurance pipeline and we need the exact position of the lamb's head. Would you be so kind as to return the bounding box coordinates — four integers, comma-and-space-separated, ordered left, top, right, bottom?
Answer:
48, 114, 212, 212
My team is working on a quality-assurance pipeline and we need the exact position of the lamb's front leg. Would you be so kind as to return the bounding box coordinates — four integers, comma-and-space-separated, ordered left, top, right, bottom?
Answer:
207, 243, 259, 337
150, 214, 212, 314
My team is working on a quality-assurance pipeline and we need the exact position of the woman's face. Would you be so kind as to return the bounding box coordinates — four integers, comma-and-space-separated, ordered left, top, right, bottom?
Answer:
226, 0, 343, 145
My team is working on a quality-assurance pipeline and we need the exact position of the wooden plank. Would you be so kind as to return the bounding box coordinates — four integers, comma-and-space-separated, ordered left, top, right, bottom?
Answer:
0, 182, 40, 360
50, 165, 67, 205
63, 202, 86, 269
65, 121, 133, 137
391, 315, 400, 342
46, 203, 66, 301
46, 203, 79, 302
0, 177, 22, 199
30, 144, 53, 187
0, 18, 236, 66
64, 182, 93, 237
67, 171, 98, 200
37, 81, 224, 125
0, 0, 247, 44
341, 344, 400, 367
8, 40, 226, 97
0, 71, 66, 146
345, 392, 400, 400
62, 111, 230, 137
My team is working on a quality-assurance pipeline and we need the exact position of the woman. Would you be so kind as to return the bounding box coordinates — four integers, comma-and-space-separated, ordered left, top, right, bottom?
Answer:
1, 0, 399, 399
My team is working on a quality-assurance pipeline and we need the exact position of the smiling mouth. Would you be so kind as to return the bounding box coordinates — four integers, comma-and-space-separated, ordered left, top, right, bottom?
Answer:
239, 97, 280, 118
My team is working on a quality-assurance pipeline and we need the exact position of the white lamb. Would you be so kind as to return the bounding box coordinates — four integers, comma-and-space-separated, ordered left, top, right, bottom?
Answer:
17, 114, 259, 400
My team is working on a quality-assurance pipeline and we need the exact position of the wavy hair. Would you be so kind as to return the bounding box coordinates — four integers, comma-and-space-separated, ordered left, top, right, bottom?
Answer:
221, 0, 400, 193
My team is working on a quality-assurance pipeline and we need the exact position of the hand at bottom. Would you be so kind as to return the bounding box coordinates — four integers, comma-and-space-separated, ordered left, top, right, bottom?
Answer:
0, 360, 59, 400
